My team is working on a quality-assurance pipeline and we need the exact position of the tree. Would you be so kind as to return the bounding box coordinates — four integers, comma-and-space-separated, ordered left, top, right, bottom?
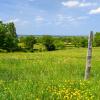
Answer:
54, 39, 65, 50
42, 35, 55, 51
80, 37, 88, 47
24, 35, 36, 51
0, 22, 6, 49
94, 32, 100, 47
3, 32, 18, 51
0, 21, 18, 51
72, 36, 81, 47
6, 22, 16, 37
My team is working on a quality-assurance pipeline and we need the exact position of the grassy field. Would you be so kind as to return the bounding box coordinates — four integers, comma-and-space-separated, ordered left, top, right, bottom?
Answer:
0, 48, 100, 100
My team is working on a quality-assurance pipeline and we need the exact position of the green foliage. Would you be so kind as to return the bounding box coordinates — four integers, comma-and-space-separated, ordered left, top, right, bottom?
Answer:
42, 35, 56, 51
0, 21, 18, 51
61, 36, 72, 43
24, 36, 36, 51
6, 23, 16, 37
0, 22, 6, 48
0, 49, 7, 53
54, 39, 65, 50
80, 37, 88, 47
66, 36, 88, 48
72, 37, 81, 47
94, 32, 100, 47
34, 43, 46, 52
17, 33, 100, 52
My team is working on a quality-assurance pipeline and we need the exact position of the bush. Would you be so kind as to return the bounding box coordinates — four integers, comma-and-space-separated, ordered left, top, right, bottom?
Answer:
0, 49, 7, 53
42, 35, 56, 51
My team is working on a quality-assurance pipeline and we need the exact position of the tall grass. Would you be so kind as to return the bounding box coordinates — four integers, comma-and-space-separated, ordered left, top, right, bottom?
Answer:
0, 48, 100, 99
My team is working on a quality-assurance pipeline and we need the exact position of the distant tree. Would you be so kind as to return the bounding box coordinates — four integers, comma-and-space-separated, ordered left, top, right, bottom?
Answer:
80, 37, 88, 47
54, 39, 65, 50
36, 37, 43, 43
72, 37, 81, 47
42, 35, 55, 51
19, 36, 26, 43
70, 36, 88, 48
0, 21, 2, 24
67, 37, 73, 43
24, 35, 36, 51
94, 32, 100, 47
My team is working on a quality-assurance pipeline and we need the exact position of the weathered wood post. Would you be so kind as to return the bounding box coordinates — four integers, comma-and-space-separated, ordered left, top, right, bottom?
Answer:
84, 31, 93, 80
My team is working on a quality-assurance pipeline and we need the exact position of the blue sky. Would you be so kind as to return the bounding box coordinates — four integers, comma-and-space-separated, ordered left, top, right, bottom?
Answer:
0, 0, 100, 36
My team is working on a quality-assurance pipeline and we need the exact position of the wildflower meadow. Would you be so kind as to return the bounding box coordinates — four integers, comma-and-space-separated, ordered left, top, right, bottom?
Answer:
0, 48, 100, 100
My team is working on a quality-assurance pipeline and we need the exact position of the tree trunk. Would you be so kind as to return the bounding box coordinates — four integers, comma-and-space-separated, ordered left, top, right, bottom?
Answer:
84, 31, 93, 80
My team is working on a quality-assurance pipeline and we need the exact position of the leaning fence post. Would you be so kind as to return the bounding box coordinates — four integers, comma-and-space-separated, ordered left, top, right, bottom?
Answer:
84, 31, 93, 80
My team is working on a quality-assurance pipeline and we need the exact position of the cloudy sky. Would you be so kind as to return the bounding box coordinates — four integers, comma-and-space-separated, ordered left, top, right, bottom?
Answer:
0, 0, 100, 35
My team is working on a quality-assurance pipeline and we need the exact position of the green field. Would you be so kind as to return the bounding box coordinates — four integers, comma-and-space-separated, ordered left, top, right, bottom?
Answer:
0, 48, 100, 100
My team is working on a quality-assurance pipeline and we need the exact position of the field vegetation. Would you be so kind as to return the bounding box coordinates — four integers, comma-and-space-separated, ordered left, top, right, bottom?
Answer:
0, 48, 100, 100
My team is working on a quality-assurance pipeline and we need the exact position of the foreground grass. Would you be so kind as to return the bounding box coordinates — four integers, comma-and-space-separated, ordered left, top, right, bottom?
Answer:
0, 48, 100, 100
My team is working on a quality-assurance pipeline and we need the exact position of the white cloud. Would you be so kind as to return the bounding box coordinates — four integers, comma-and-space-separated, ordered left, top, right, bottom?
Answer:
89, 7, 100, 14
62, 1, 79, 8
79, 2, 97, 7
62, 1, 97, 8
56, 14, 88, 25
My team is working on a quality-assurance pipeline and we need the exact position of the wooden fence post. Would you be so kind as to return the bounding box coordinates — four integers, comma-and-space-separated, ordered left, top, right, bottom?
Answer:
84, 31, 93, 80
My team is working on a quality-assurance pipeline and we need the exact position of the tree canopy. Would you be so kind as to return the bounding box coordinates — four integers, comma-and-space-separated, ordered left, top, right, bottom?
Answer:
0, 21, 18, 51
94, 32, 100, 47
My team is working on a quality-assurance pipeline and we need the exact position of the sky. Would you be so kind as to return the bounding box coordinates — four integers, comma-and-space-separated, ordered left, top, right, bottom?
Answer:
0, 0, 100, 36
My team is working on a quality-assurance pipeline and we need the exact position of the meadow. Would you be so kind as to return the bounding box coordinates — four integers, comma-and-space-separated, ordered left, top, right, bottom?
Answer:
0, 48, 100, 100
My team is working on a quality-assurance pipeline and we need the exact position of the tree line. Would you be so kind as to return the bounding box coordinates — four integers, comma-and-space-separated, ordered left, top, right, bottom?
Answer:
0, 21, 100, 52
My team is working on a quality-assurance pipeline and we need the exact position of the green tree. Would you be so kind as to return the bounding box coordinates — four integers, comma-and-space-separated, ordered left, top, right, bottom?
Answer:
24, 36, 36, 51
6, 22, 16, 37
42, 35, 55, 51
3, 33, 17, 51
72, 37, 81, 47
94, 32, 100, 47
54, 39, 65, 50
80, 37, 88, 47
0, 22, 6, 49
0, 21, 18, 51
